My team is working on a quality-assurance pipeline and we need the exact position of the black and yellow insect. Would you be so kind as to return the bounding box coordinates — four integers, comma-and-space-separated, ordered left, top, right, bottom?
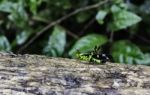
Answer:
76, 46, 113, 64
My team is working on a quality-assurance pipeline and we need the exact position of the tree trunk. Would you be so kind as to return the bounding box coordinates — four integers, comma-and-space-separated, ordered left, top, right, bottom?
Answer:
0, 52, 150, 95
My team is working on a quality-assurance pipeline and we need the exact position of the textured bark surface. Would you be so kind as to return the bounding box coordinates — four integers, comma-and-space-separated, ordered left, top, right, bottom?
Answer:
0, 52, 150, 95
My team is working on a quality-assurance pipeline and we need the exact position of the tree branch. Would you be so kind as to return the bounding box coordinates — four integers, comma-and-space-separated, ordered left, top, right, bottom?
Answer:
0, 52, 150, 94
18, 0, 110, 53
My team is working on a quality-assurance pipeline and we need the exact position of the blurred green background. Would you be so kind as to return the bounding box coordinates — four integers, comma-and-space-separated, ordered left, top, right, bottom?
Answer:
0, 0, 149, 65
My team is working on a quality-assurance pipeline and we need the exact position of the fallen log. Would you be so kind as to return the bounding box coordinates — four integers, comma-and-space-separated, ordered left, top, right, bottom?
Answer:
0, 52, 150, 95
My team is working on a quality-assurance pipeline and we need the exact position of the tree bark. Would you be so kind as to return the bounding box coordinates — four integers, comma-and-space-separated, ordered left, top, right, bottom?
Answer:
0, 52, 150, 95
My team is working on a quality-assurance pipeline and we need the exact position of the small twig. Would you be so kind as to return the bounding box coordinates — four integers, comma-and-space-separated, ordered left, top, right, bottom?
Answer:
66, 30, 79, 39
18, 0, 110, 53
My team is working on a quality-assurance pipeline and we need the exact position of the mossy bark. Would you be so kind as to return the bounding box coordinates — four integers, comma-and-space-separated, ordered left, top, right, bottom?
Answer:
0, 52, 150, 95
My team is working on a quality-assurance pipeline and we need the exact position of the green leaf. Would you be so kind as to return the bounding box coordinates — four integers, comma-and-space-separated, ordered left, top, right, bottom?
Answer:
135, 53, 150, 65
29, 0, 42, 15
96, 10, 108, 24
0, 35, 11, 51
109, 10, 142, 31
111, 40, 144, 64
110, 5, 121, 13
0, 1, 15, 13
8, 1, 28, 28
16, 30, 31, 45
43, 25, 66, 57
69, 34, 108, 57
29, 0, 38, 15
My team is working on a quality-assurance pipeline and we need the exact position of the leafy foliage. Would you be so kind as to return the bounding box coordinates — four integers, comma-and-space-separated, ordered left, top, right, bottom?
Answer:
43, 25, 66, 57
96, 10, 108, 24
109, 10, 141, 31
112, 41, 143, 64
0, 35, 11, 51
0, 0, 149, 65
135, 53, 150, 65
111, 40, 150, 64
16, 30, 31, 45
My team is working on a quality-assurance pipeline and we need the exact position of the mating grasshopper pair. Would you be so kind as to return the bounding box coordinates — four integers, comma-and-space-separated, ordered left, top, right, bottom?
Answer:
76, 46, 113, 64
